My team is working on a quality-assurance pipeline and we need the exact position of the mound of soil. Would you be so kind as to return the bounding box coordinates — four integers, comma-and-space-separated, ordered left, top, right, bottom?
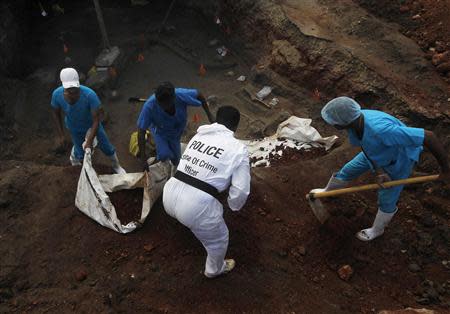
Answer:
356, 0, 450, 82
107, 189, 143, 225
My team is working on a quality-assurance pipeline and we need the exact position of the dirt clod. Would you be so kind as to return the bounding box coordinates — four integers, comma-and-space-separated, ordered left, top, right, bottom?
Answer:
143, 244, 155, 252
337, 265, 354, 281
75, 270, 88, 282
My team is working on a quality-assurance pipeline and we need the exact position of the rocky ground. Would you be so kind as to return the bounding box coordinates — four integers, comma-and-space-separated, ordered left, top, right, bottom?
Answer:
0, 0, 449, 313
356, 0, 450, 83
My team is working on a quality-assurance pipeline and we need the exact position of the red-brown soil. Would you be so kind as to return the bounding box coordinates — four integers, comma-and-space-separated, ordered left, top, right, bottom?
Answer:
356, 0, 450, 83
1, 147, 449, 313
107, 189, 143, 225
1, 1, 449, 313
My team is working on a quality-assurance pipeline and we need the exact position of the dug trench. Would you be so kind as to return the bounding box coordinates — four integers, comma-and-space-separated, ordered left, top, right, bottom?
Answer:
1, 148, 449, 313
1, 1, 449, 313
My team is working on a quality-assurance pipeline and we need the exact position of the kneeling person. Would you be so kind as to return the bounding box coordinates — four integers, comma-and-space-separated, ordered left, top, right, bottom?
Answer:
163, 106, 251, 278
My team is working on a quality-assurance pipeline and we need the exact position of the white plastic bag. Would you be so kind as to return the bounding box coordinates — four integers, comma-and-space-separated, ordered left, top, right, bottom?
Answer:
75, 150, 171, 233
243, 116, 338, 167
256, 86, 272, 100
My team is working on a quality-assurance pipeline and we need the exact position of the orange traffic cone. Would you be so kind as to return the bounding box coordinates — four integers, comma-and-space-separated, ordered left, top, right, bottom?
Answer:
199, 64, 206, 76
137, 53, 145, 62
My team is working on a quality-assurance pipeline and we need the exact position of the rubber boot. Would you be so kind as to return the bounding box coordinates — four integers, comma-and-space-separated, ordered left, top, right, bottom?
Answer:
70, 146, 82, 166
110, 153, 126, 174
356, 208, 397, 241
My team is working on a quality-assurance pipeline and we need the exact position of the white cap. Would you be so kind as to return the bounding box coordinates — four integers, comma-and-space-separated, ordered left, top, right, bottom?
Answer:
60, 68, 80, 89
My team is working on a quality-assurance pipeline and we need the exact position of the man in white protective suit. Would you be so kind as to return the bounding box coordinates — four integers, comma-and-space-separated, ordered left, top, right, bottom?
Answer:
163, 105, 251, 278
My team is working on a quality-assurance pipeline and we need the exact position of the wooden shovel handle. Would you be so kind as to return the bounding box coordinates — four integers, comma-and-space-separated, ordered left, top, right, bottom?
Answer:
307, 175, 439, 199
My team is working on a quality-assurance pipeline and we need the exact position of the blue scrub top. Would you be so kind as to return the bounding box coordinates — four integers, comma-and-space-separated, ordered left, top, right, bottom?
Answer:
51, 85, 101, 133
137, 88, 202, 140
348, 110, 424, 174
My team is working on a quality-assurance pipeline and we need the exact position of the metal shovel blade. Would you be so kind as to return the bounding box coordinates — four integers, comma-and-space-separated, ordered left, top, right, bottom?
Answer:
307, 189, 330, 224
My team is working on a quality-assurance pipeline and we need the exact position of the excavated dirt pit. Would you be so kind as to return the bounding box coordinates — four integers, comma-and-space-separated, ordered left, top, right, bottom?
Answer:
0, 1, 449, 313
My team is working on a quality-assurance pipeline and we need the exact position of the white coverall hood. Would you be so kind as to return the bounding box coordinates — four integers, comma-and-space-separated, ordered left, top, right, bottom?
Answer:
196, 122, 233, 135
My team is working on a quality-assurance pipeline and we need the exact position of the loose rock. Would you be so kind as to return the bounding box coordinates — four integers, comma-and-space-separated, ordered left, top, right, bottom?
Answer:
298, 246, 306, 256
408, 263, 421, 273
431, 51, 450, 66
75, 270, 88, 282
337, 265, 353, 281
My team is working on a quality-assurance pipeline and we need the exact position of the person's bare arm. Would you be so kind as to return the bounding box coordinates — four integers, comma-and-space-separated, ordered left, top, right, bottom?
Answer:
84, 109, 100, 149
52, 107, 65, 145
424, 130, 450, 181
197, 92, 214, 123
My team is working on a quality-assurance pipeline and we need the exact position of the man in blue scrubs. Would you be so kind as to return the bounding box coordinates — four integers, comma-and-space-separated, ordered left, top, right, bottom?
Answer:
51, 68, 126, 174
137, 81, 214, 169
314, 96, 449, 241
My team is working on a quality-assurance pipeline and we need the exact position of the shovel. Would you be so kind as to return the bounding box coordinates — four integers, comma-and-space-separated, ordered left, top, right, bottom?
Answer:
306, 174, 439, 224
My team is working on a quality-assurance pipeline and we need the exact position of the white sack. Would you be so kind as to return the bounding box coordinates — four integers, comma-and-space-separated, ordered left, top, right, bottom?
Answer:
244, 116, 338, 167
75, 150, 171, 233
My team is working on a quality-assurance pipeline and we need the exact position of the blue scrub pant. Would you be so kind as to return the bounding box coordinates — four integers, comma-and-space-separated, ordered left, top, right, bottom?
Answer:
335, 152, 414, 213
153, 133, 181, 166
70, 125, 115, 161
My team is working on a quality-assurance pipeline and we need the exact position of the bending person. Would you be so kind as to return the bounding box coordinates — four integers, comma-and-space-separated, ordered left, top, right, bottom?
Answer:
51, 68, 125, 174
137, 82, 214, 169
313, 97, 449, 241
163, 106, 251, 278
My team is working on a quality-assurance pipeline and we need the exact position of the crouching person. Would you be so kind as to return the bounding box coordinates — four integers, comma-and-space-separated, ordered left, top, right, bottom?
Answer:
314, 96, 449, 241
51, 68, 126, 174
163, 106, 251, 278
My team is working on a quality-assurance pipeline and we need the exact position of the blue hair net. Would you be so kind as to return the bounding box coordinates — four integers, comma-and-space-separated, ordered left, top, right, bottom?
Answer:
321, 97, 361, 126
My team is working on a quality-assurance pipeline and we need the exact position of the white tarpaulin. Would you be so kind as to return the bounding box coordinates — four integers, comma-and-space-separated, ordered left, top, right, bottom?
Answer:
75, 150, 171, 233
244, 116, 338, 167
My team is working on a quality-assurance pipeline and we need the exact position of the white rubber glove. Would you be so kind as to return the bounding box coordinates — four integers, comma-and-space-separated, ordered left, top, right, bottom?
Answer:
310, 174, 348, 194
